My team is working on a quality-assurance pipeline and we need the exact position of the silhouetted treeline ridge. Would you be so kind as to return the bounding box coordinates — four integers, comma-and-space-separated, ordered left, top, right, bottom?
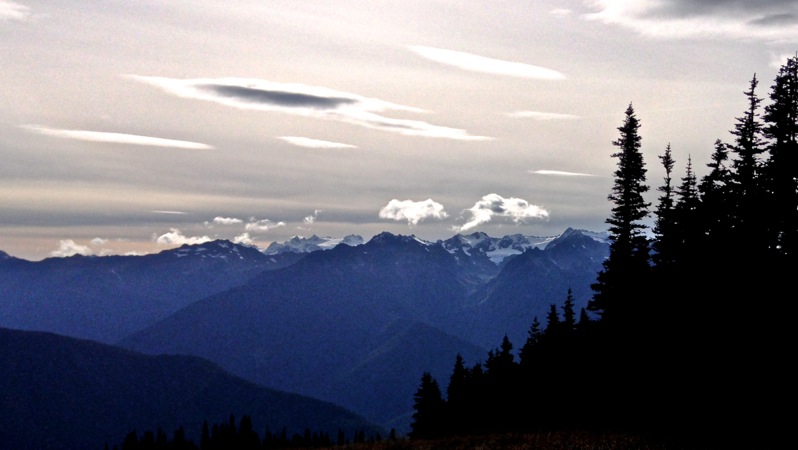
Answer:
410, 57, 796, 449
107, 414, 395, 450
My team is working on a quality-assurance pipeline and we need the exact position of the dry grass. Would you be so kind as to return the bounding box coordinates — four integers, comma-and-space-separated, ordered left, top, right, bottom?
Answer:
322, 431, 702, 450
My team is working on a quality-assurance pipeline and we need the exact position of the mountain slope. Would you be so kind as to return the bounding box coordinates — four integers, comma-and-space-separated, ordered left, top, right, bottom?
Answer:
119, 233, 483, 431
0, 327, 381, 450
0, 240, 302, 343
461, 228, 609, 348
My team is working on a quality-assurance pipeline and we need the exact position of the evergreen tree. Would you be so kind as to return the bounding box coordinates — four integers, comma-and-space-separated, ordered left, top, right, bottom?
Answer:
728, 74, 767, 244
698, 139, 734, 252
763, 55, 798, 260
672, 155, 702, 262
445, 353, 469, 434
544, 304, 560, 336
589, 103, 651, 325
518, 316, 542, 367
562, 288, 576, 332
409, 372, 446, 439
653, 143, 677, 268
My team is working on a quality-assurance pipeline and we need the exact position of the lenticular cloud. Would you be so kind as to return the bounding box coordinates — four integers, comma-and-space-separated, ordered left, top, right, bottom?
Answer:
379, 199, 449, 226
127, 75, 491, 140
409, 46, 565, 80
456, 193, 549, 232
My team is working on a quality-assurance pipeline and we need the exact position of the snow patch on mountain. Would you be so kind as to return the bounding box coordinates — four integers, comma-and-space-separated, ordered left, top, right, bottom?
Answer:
263, 234, 364, 255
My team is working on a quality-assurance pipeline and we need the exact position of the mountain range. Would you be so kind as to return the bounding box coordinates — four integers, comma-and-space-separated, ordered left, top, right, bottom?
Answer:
0, 227, 609, 442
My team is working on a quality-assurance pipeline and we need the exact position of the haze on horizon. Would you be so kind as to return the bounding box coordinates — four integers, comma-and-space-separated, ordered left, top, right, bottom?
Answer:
1, 0, 796, 260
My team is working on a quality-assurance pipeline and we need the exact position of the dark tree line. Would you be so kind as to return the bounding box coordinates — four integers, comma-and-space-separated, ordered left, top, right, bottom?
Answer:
108, 414, 391, 450
411, 56, 796, 449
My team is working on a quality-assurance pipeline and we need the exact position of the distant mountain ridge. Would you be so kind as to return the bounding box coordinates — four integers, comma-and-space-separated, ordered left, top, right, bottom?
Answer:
263, 234, 365, 255
0, 239, 302, 343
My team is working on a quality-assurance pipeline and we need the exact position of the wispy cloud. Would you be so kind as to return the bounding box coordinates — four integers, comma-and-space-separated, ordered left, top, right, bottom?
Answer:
0, 1, 31, 21
378, 199, 449, 226
409, 46, 565, 80
21, 125, 214, 149
530, 169, 596, 177
128, 75, 491, 141
508, 111, 580, 120
279, 136, 357, 149
455, 193, 549, 232
212, 216, 243, 225
153, 210, 189, 215
154, 228, 211, 246
245, 218, 286, 232
584, 0, 798, 40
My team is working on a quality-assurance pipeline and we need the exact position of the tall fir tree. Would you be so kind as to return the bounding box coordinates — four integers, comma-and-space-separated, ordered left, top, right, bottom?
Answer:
589, 103, 651, 326
728, 74, 768, 247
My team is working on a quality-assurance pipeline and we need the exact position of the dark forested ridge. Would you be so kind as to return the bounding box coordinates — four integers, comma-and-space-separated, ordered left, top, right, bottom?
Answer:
0, 327, 382, 450
409, 57, 796, 449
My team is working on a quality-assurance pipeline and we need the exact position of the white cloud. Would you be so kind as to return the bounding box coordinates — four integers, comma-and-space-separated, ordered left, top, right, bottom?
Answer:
508, 111, 580, 120
233, 233, 254, 245
378, 199, 449, 226
279, 136, 357, 149
530, 169, 596, 177
154, 228, 211, 245
128, 75, 491, 141
409, 46, 565, 80
213, 216, 243, 225
0, 1, 30, 21
583, 0, 798, 40
304, 209, 323, 224
50, 240, 93, 257
90, 237, 108, 246
456, 194, 549, 232
245, 218, 286, 232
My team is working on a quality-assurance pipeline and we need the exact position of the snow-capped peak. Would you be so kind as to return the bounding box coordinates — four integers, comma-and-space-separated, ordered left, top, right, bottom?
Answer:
262, 234, 364, 255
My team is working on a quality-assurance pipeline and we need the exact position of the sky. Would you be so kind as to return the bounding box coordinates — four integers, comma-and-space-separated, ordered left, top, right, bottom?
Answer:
1, 0, 797, 260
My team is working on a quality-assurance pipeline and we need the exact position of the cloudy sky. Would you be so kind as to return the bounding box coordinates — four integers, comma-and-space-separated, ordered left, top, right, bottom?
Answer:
1, 0, 796, 260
